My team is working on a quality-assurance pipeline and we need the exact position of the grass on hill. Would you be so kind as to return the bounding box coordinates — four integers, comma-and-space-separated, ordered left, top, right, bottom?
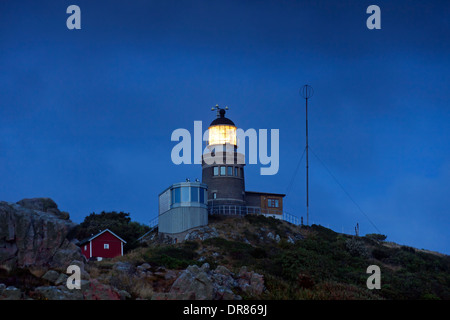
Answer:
119, 215, 450, 300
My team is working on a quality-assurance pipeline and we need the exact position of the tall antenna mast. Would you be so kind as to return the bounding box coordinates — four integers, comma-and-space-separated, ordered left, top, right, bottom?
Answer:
300, 85, 314, 226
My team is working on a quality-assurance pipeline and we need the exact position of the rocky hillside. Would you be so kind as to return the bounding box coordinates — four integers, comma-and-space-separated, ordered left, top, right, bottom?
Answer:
0, 198, 79, 273
1, 199, 449, 300
0, 198, 126, 300
139, 214, 450, 300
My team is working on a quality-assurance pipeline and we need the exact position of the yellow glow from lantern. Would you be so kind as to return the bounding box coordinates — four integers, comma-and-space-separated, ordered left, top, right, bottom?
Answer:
208, 125, 237, 146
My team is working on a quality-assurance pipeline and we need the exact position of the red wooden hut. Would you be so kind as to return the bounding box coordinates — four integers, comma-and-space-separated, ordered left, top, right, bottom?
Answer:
79, 229, 126, 260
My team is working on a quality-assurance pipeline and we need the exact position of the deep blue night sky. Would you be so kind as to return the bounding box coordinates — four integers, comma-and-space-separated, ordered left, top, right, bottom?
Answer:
1, 1, 449, 254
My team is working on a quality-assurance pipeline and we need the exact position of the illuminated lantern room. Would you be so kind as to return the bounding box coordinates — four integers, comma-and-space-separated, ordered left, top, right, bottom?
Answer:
207, 107, 237, 147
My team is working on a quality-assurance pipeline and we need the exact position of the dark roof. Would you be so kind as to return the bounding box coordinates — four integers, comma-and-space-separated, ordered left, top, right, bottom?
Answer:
210, 117, 235, 126
245, 191, 286, 197
78, 229, 127, 245
209, 108, 236, 127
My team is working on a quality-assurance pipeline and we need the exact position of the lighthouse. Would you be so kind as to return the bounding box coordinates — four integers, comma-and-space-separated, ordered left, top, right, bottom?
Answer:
157, 104, 286, 239
202, 106, 246, 208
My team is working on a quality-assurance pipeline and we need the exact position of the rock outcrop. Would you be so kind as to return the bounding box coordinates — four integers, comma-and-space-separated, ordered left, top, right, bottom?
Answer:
16, 198, 70, 220
184, 227, 219, 241
0, 198, 82, 273
0, 199, 127, 300
30, 279, 123, 300
1, 203, 271, 300
0, 284, 21, 300
152, 263, 265, 300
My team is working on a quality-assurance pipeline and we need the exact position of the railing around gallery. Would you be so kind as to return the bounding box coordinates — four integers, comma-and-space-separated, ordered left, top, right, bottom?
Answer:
140, 206, 304, 242
208, 205, 303, 226
208, 205, 262, 216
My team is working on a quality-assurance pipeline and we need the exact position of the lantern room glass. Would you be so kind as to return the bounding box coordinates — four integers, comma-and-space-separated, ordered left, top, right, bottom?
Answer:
208, 125, 237, 146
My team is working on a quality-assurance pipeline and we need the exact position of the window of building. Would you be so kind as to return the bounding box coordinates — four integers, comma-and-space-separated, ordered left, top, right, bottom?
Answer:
268, 199, 279, 208
213, 166, 219, 176
200, 188, 205, 204
213, 192, 217, 199
191, 187, 199, 202
227, 166, 233, 176
104, 243, 109, 249
235, 167, 238, 176
84, 245, 87, 251
181, 186, 190, 202
172, 187, 181, 204
220, 166, 226, 176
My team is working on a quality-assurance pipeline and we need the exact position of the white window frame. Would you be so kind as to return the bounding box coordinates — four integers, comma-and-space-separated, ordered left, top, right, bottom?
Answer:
104, 243, 109, 249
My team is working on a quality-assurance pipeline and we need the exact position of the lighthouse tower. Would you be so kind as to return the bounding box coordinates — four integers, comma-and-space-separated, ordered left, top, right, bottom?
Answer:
202, 106, 246, 208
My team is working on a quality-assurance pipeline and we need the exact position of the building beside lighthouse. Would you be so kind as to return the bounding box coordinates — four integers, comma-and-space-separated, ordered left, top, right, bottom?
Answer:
158, 105, 285, 236
158, 181, 208, 234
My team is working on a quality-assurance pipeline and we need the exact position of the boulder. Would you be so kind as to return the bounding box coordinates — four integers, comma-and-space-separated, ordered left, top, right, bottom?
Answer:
0, 199, 82, 272
68, 260, 90, 280
16, 198, 69, 220
136, 263, 151, 272
287, 233, 304, 244
184, 227, 219, 241
169, 264, 215, 300
33, 279, 122, 300
237, 266, 265, 296
0, 284, 22, 300
82, 279, 122, 300
50, 242, 85, 271
155, 264, 262, 300
42, 270, 60, 284
266, 232, 281, 243
113, 262, 135, 274
117, 289, 132, 300
34, 285, 80, 300
55, 273, 69, 286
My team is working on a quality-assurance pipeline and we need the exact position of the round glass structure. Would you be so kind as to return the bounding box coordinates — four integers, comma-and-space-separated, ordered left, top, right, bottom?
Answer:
169, 182, 208, 208
207, 108, 237, 147
208, 125, 237, 146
